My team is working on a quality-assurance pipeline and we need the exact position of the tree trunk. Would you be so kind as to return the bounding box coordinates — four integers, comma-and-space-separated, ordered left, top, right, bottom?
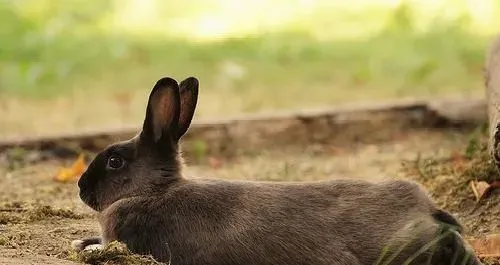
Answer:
485, 35, 500, 169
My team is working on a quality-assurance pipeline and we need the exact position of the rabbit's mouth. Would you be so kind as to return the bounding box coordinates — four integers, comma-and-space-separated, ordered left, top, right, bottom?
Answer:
79, 190, 100, 211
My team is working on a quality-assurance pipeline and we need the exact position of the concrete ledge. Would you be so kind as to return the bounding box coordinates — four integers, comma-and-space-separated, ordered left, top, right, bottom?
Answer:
0, 96, 487, 159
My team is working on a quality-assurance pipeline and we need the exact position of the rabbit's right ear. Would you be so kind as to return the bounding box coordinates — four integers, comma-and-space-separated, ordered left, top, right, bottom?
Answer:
141, 77, 181, 144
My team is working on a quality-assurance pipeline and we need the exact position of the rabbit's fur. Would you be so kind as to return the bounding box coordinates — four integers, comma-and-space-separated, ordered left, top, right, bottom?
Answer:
75, 77, 482, 265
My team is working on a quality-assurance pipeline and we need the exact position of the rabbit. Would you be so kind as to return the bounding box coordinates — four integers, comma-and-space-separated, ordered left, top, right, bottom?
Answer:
73, 76, 483, 265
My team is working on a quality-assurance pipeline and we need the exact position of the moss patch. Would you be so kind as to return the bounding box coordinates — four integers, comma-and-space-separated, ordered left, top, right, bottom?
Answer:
69, 241, 166, 265
482, 257, 500, 265
27, 205, 84, 222
0, 203, 85, 225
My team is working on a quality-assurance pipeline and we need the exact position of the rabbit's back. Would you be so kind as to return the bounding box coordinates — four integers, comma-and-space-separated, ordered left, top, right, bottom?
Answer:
100, 178, 455, 265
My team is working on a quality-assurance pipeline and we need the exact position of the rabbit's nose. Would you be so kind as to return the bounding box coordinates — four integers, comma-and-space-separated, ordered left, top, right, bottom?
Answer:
77, 172, 87, 189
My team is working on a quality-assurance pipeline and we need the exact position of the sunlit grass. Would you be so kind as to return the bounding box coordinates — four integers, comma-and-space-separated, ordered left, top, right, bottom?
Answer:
1, 0, 495, 98
106, 0, 498, 40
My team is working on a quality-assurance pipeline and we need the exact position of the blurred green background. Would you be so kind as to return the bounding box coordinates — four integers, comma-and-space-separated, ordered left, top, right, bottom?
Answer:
0, 0, 498, 137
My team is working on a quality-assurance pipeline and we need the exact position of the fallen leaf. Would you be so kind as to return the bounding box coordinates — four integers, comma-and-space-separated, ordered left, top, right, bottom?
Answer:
54, 154, 87, 183
469, 180, 491, 202
467, 234, 500, 258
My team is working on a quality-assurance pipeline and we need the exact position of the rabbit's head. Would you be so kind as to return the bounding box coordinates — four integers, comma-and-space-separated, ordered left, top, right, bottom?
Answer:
78, 77, 199, 211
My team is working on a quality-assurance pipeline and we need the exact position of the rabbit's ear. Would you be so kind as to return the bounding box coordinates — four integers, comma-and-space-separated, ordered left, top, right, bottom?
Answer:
175, 77, 199, 140
141, 77, 181, 144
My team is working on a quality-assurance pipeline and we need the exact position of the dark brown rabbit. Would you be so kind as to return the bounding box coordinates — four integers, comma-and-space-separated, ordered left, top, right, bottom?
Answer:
74, 77, 482, 265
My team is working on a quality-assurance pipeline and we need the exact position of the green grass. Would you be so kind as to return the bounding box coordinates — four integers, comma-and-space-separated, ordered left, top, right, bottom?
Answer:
0, 2, 490, 98
0, 0, 498, 137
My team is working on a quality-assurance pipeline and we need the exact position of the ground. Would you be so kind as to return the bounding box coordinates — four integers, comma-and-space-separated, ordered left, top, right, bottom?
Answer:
0, 126, 499, 264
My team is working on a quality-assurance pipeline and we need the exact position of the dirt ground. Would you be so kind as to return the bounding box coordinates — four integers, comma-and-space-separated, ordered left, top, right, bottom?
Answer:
0, 127, 499, 264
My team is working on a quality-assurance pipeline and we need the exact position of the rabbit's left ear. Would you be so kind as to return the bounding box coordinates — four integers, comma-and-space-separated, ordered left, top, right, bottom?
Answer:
175, 77, 199, 140
141, 77, 181, 144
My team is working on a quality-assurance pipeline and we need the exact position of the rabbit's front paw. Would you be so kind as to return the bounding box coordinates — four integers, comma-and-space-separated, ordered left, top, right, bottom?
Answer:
71, 237, 103, 251
84, 244, 104, 251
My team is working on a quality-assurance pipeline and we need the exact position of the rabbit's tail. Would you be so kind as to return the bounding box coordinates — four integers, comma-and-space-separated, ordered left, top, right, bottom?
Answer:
430, 228, 483, 265
432, 209, 463, 233
430, 210, 483, 265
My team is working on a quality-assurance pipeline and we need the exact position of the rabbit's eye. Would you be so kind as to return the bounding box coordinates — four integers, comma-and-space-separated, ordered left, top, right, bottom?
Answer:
107, 155, 124, 170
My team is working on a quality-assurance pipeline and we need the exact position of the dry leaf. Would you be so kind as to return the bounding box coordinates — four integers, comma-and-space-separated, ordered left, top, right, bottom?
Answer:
469, 180, 491, 202
467, 234, 500, 258
54, 154, 87, 183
